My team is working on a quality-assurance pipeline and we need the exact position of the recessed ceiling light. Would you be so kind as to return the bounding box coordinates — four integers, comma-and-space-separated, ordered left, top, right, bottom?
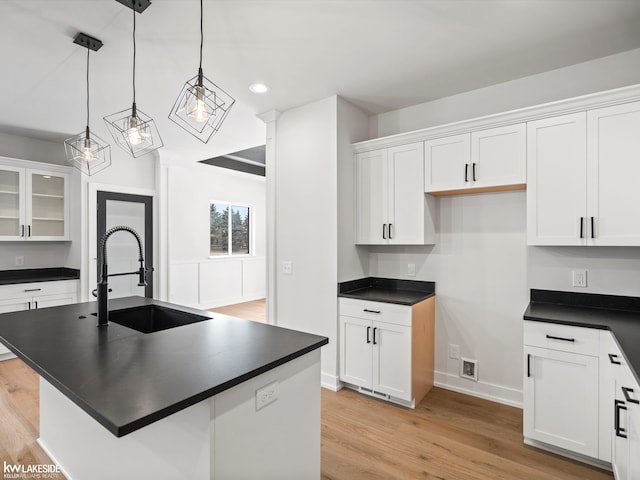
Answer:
249, 83, 270, 94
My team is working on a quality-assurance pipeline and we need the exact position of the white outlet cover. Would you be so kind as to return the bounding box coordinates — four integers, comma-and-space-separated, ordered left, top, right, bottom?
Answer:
256, 381, 279, 411
282, 261, 293, 275
407, 263, 416, 277
572, 269, 587, 288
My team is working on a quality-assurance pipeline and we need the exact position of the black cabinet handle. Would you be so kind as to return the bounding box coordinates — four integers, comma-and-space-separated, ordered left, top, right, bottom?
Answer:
24, 288, 42, 292
609, 354, 622, 365
382, 224, 387, 239
28, 301, 31, 310
373, 327, 377, 345
366, 326, 371, 344
464, 164, 469, 182
472, 163, 477, 181
579, 217, 584, 238
389, 224, 393, 239
527, 354, 531, 378
622, 387, 640, 404
615, 399, 628, 438
363, 309, 381, 314
546, 334, 575, 343
34, 301, 38, 309
591, 216, 595, 239
28, 225, 31, 237
21, 224, 24, 237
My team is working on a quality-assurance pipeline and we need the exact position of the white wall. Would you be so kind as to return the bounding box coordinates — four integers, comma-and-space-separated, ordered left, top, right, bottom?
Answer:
0, 131, 78, 270
365, 47, 640, 406
167, 161, 266, 309
372, 48, 640, 138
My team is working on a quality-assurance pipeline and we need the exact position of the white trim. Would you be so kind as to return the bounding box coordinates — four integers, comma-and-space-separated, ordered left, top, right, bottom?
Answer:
434, 370, 523, 408
524, 438, 612, 472
353, 84, 640, 153
0, 155, 73, 174
321, 372, 343, 391
36, 439, 74, 480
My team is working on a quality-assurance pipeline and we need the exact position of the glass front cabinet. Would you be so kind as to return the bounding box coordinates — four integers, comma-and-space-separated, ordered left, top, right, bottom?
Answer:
0, 160, 70, 241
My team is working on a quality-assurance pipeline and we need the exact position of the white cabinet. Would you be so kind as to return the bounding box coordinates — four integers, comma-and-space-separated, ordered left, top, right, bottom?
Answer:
523, 322, 600, 458
356, 142, 435, 245
424, 124, 526, 194
0, 280, 78, 360
612, 367, 640, 480
600, 331, 628, 463
339, 296, 434, 407
0, 159, 71, 241
527, 101, 640, 246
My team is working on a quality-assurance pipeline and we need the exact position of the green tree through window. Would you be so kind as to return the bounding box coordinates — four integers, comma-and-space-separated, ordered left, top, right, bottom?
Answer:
210, 203, 250, 256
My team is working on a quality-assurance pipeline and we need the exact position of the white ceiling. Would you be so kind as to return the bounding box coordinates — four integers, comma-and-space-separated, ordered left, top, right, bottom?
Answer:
1, 0, 640, 159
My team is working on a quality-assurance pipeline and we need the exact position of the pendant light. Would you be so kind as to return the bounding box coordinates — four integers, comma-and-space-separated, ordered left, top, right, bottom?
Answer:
168, 0, 235, 143
104, 1, 163, 157
64, 33, 111, 176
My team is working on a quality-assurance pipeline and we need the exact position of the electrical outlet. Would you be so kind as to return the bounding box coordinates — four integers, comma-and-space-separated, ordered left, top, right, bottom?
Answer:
572, 269, 587, 287
15, 256, 24, 267
282, 261, 293, 275
407, 263, 416, 277
449, 344, 460, 360
256, 381, 279, 411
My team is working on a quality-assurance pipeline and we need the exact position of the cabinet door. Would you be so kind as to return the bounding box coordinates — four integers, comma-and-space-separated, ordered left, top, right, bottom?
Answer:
26, 169, 69, 241
523, 345, 599, 458
388, 142, 425, 245
356, 149, 388, 244
628, 385, 640, 480
527, 113, 587, 246
424, 134, 470, 192
372, 321, 412, 401
0, 165, 26, 240
471, 123, 526, 188
0, 296, 31, 313
600, 331, 627, 463
587, 101, 640, 246
33, 292, 77, 309
339, 316, 373, 388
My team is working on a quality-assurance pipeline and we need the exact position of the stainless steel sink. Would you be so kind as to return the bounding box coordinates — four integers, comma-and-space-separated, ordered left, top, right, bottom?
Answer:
94, 304, 212, 334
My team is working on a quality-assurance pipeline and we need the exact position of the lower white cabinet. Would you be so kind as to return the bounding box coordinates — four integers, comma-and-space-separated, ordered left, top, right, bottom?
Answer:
611, 354, 640, 480
339, 296, 434, 407
523, 322, 600, 458
0, 280, 78, 359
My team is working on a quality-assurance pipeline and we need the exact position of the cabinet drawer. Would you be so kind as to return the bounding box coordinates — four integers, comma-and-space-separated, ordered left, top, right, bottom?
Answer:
0, 280, 78, 299
339, 298, 411, 327
524, 321, 599, 356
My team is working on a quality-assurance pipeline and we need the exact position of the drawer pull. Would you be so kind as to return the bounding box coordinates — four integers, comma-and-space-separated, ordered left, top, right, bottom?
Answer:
372, 327, 377, 345
609, 353, 622, 365
24, 288, 42, 292
527, 354, 531, 378
622, 387, 640, 405
363, 309, 381, 314
545, 334, 575, 343
615, 399, 628, 438
366, 326, 371, 344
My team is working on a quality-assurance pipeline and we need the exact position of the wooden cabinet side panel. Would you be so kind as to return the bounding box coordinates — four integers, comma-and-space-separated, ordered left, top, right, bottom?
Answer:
411, 296, 435, 404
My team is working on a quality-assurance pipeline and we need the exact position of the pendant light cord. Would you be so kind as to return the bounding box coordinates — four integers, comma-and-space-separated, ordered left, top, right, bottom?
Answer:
132, 5, 137, 106
199, 0, 203, 70
86, 47, 90, 129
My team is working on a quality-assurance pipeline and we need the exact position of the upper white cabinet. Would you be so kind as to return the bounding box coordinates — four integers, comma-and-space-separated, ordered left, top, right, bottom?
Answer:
0, 159, 70, 241
356, 142, 435, 245
424, 123, 526, 194
528, 101, 640, 246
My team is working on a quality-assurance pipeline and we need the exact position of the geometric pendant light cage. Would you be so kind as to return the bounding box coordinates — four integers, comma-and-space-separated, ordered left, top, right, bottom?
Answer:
168, 0, 235, 143
64, 33, 112, 176
104, 0, 163, 158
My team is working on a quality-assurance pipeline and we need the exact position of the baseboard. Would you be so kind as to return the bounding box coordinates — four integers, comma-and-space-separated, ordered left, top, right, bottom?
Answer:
321, 372, 343, 392
524, 438, 612, 471
434, 370, 523, 408
36, 438, 73, 480
0, 352, 16, 362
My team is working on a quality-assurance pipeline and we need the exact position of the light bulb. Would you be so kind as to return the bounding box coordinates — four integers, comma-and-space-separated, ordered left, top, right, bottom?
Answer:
187, 86, 209, 123
82, 138, 94, 162
128, 117, 143, 146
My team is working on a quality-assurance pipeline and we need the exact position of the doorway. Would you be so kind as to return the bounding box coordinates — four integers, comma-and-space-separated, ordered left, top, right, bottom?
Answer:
96, 191, 153, 299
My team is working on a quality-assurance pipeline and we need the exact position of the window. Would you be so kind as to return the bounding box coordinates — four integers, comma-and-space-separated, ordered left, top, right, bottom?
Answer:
210, 202, 250, 256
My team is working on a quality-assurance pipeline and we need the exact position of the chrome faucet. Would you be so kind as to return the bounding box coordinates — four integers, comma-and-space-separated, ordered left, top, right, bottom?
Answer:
96, 226, 148, 327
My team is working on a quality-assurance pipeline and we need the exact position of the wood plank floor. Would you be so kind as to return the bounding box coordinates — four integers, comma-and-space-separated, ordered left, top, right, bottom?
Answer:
209, 298, 267, 323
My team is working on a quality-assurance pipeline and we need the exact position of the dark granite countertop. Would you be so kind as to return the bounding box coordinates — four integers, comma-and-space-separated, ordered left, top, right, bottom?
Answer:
0, 268, 80, 285
0, 296, 328, 437
338, 277, 435, 305
524, 289, 640, 386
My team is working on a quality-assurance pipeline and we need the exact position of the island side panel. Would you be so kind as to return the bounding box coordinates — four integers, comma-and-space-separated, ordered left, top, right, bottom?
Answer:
411, 296, 435, 405
211, 349, 321, 480
39, 377, 211, 480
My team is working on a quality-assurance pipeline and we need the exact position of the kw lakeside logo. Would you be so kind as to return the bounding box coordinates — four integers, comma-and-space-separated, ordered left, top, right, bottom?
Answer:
2, 461, 61, 479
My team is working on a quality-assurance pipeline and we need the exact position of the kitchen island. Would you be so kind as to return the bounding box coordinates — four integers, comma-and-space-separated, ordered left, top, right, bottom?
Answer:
0, 296, 328, 480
